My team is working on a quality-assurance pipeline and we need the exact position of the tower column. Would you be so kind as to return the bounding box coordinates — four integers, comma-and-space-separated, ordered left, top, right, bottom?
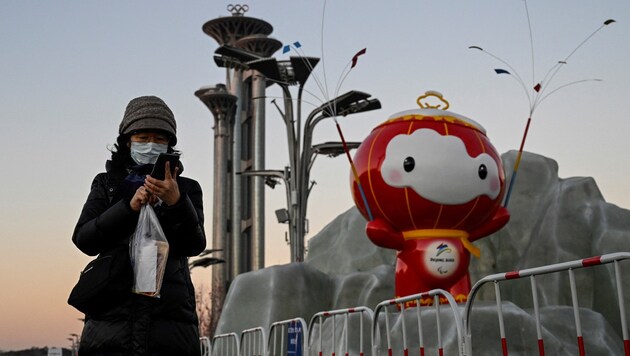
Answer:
251, 73, 266, 270
230, 68, 244, 278
194, 84, 237, 335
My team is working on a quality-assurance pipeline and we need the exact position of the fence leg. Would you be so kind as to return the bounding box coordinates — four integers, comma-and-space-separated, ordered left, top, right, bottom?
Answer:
569, 268, 585, 356
400, 302, 408, 356
494, 282, 508, 356
332, 315, 336, 356
385, 308, 392, 356
435, 295, 443, 356
614, 261, 630, 356
344, 314, 349, 356
416, 301, 425, 356
530, 276, 545, 356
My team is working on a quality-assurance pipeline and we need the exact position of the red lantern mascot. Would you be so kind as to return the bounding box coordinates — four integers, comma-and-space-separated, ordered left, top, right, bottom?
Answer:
351, 91, 509, 304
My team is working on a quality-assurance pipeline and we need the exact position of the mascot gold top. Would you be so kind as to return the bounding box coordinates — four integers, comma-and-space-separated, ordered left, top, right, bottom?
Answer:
350, 91, 510, 304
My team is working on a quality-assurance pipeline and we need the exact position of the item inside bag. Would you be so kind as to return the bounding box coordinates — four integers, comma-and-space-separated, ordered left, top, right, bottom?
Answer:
131, 204, 169, 297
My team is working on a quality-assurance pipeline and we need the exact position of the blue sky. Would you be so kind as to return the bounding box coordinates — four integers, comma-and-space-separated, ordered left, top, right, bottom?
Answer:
1, 0, 628, 350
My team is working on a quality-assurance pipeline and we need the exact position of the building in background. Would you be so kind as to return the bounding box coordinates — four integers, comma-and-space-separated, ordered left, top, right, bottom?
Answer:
195, 4, 282, 333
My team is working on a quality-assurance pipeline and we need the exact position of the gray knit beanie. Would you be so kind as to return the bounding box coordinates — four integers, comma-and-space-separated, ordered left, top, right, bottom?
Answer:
119, 96, 177, 145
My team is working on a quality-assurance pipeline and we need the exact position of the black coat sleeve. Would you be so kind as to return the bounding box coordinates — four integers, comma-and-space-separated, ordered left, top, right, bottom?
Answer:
72, 173, 139, 256
155, 177, 206, 257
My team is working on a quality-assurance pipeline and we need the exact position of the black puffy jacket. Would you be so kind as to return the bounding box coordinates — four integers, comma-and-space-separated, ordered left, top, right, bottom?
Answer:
72, 163, 206, 356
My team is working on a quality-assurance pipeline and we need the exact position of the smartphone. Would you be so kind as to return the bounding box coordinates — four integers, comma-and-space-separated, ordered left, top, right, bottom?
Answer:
150, 153, 180, 180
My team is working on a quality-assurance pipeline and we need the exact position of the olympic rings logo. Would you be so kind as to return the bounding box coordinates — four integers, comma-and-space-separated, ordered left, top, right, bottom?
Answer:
227, 4, 249, 15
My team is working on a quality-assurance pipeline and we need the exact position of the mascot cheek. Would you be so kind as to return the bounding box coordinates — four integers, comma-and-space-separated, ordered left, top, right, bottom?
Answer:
386, 170, 403, 184
490, 177, 500, 193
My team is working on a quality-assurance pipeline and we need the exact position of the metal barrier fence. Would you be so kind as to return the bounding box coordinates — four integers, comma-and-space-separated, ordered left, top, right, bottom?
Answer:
203, 252, 630, 356
372, 289, 465, 356
212, 332, 240, 356
268, 318, 309, 356
463, 252, 630, 356
201, 336, 212, 356
241, 327, 266, 356
307, 307, 374, 356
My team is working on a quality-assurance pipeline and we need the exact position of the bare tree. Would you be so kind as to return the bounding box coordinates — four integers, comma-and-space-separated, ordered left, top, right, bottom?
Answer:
195, 282, 213, 338
190, 249, 225, 338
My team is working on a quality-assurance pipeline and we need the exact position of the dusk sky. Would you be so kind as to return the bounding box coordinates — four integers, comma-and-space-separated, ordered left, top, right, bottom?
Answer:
1, 0, 629, 351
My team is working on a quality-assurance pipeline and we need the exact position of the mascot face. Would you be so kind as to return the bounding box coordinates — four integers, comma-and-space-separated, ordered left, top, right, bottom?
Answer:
381, 128, 501, 205
351, 109, 506, 233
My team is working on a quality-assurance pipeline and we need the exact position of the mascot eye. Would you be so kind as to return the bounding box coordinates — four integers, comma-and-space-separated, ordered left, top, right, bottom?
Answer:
403, 157, 415, 172
478, 164, 488, 180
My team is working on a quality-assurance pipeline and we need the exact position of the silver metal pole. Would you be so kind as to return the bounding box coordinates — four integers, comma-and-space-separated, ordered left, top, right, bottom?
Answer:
614, 261, 630, 349
251, 73, 266, 270
385, 308, 392, 352
494, 281, 507, 354
435, 295, 443, 354
318, 317, 323, 356
401, 302, 408, 354
530, 275, 544, 354
297, 109, 325, 262
569, 268, 585, 354
417, 299, 424, 354
280, 86, 298, 263
230, 68, 243, 279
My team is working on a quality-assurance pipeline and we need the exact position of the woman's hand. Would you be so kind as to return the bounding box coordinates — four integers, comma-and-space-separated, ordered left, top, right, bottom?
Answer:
130, 186, 157, 212
145, 161, 181, 206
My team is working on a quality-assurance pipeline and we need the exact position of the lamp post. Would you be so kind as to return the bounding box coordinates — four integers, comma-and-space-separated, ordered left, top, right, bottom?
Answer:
247, 56, 320, 262
295, 91, 381, 261
249, 56, 381, 262
239, 169, 293, 251
244, 93, 378, 263
241, 143, 359, 260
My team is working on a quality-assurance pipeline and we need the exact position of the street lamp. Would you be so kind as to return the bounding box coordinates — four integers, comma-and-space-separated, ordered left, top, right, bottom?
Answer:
189, 249, 226, 271
189, 257, 225, 270
309, 142, 361, 172
311, 141, 361, 157
295, 91, 381, 261
249, 57, 380, 262
247, 56, 319, 168
246, 57, 320, 263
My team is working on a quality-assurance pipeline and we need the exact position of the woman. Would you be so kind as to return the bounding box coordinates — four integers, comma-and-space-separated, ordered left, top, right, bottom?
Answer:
72, 95, 206, 355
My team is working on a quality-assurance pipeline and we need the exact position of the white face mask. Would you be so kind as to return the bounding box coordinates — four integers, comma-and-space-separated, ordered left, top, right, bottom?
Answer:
130, 142, 168, 165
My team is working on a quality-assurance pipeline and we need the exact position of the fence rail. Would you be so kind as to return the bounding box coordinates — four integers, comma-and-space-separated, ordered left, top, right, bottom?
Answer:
268, 318, 309, 356
463, 252, 630, 356
201, 336, 212, 356
212, 332, 240, 356
308, 307, 374, 356
241, 327, 266, 356
372, 289, 465, 356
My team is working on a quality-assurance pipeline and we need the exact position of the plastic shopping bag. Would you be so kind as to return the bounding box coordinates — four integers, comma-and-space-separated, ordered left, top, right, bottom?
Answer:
130, 204, 169, 297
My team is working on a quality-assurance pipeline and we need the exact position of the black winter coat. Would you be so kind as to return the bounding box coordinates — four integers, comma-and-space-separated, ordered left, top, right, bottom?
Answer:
72, 164, 206, 356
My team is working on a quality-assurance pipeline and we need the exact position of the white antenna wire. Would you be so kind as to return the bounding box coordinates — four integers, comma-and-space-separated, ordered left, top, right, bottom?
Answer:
470, 0, 615, 207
